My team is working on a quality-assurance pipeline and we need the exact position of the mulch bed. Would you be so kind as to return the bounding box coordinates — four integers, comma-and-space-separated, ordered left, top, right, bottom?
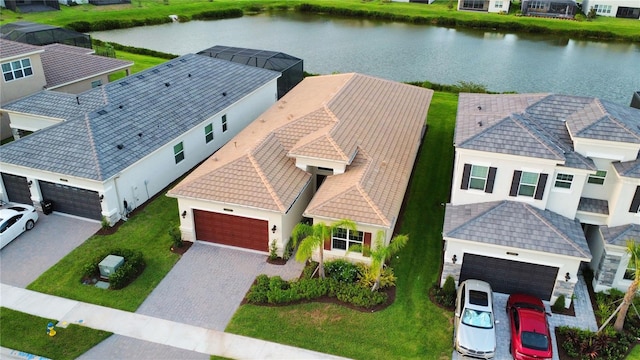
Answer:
170, 241, 193, 256
266, 257, 288, 265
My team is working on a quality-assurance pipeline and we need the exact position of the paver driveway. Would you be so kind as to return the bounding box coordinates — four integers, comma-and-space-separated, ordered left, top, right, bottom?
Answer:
0, 212, 100, 287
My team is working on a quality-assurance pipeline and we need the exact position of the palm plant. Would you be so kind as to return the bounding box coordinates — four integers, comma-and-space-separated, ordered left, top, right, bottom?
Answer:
292, 219, 356, 279
613, 239, 640, 332
368, 231, 408, 291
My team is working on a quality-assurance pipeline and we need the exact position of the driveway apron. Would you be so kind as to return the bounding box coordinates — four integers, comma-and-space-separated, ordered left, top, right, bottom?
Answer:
0, 212, 100, 287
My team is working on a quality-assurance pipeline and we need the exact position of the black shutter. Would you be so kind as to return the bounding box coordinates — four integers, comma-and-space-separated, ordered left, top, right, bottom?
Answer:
509, 171, 522, 197
630, 186, 640, 213
461, 163, 472, 190
485, 167, 497, 193
534, 173, 548, 200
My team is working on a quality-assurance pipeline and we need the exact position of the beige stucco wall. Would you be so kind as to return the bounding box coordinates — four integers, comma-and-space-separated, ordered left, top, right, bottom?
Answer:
0, 53, 46, 105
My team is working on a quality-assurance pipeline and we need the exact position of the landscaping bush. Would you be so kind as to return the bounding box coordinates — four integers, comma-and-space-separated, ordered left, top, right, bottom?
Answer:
552, 294, 566, 312
301, 261, 319, 279
356, 263, 397, 289
169, 226, 183, 248
325, 259, 359, 283
92, 39, 177, 60
246, 274, 270, 303
557, 326, 634, 360
80, 248, 145, 289
334, 282, 387, 308
431, 276, 456, 308
191, 8, 243, 21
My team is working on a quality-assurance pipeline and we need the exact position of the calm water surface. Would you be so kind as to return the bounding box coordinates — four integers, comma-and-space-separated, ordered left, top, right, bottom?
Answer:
92, 13, 640, 105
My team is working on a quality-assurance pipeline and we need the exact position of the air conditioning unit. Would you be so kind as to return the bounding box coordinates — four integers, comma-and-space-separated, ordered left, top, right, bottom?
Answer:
99, 255, 124, 279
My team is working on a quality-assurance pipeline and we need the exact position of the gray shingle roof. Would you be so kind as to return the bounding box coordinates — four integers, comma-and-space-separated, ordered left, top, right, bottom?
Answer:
0, 38, 42, 59
0, 54, 280, 181
577, 197, 609, 215
601, 224, 640, 247
614, 158, 640, 179
456, 93, 640, 170
444, 201, 591, 259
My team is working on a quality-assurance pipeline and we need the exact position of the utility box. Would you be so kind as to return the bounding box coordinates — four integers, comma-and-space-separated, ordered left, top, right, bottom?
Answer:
98, 255, 124, 280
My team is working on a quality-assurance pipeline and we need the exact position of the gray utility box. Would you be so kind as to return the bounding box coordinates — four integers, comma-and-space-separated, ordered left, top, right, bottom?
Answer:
99, 255, 124, 279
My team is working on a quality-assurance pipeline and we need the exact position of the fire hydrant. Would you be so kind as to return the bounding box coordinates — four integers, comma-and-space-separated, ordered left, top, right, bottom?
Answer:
46, 322, 56, 337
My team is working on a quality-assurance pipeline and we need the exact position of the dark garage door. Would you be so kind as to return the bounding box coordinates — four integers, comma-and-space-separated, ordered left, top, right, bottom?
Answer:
39, 181, 102, 220
194, 210, 268, 252
1, 173, 32, 204
459, 253, 559, 300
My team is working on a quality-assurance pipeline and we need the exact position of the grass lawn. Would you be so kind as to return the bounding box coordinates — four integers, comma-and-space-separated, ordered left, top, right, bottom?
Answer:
225, 92, 458, 359
629, 346, 640, 359
0, 0, 637, 41
0, 307, 112, 360
27, 194, 181, 312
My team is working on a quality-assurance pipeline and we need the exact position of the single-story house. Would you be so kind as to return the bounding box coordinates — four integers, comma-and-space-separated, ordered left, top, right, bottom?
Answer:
521, 0, 577, 18
0, 53, 280, 223
168, 73, 433, 260
457, 0, 511, 14
582, 0, 640, 19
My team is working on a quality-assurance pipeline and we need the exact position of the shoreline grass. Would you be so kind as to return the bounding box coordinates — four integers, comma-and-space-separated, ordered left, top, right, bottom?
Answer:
0, 0, 637, 42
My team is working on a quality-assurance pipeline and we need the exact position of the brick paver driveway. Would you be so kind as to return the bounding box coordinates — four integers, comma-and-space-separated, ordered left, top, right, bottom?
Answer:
0, 212, 100, 287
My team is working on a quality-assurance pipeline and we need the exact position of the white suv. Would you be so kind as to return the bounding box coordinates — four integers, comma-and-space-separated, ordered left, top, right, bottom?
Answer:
454, 279, 497, 359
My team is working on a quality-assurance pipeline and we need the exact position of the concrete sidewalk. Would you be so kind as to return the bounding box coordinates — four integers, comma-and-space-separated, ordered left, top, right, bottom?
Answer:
0, 284, 348, 360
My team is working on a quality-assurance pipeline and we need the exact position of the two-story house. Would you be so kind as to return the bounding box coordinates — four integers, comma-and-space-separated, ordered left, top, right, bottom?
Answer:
440, 93, 640, 307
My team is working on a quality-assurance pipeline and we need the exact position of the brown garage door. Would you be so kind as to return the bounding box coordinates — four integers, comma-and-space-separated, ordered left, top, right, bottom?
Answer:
459, 253, 559, 300
194, 210, 268, 252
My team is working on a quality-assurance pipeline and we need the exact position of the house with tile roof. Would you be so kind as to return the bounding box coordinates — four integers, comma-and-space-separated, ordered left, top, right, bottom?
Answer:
581, 0, 640, 19
0, 39, 132, 139
168, 73, 433, 259
0, 54, 279, 223
441, 93, 640, 307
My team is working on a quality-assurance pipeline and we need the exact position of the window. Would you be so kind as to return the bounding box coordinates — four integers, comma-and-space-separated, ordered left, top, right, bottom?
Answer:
630, 186, 640, 213
91, 80, 102, 88
594, 4, 612, 14
2, 58, 33, 82
204, 123, 213, 143
518, 171, 539, 197
332, 228, 363, 252
554, 173, 573, 189
462, 0, 484, 9
495, 1, 503, 8
173, 142, 184, 164
469, 165, 489, 190
222, 115, 228, 133
588, 170, 607, 185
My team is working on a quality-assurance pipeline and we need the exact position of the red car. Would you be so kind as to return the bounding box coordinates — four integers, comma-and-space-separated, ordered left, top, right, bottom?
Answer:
506, 294, 553, 360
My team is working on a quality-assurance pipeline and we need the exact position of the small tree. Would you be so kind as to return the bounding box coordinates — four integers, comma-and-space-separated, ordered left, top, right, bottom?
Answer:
613, 239, 640, 332
350, 230, 409, 291
587, 7, 597, 20
292, 219, 356, 279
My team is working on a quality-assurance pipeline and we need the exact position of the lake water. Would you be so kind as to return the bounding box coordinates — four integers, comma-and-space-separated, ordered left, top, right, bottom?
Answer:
91, 12, 640, 105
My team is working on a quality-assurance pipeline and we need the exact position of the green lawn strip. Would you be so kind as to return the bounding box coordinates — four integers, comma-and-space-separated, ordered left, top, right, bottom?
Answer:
0, 0, 637, 41
225, 92, 458, 359
0, 307, 112, 360
27, 194, 180, 312
108, 49, 170, 81
628, 346, 640, 359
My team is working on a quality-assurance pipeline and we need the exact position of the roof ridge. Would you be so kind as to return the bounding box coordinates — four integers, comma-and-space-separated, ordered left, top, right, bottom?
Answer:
84, 114, 104, 180
458, 116, 508, 148
448, 201, 506, 235
579, 99, 640, 142
247, 152, 285, 212
513, 114, 565, 158
524, 204, 590, 257
356, 182, 390, 226
611, 224, 638, 244
323, 105, 350, 162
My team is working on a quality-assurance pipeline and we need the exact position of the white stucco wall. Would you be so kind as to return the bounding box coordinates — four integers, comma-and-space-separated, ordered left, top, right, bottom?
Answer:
488, 0, 510, 13
573, 138, 639, 163
546, 168, 589, 219
582, 0, 640, 18
607, 177, 640, 227
6, 111, 64, 133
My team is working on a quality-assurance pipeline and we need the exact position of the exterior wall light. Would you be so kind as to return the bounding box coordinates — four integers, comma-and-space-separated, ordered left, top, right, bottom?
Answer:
181, 210, 187, 219
27, 180, 33, 187
565, 272, 571, 282
271, 225, 277, 234
452, 254, 457, 264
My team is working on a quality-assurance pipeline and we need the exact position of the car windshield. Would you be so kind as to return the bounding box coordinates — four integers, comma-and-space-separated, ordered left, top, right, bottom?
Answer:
461, 308, 493, 329
8, 206, 25, 212
522, 331, 549, 351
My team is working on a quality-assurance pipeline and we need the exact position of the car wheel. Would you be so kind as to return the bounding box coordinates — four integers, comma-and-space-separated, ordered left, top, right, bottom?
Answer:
25, 220, 35, 231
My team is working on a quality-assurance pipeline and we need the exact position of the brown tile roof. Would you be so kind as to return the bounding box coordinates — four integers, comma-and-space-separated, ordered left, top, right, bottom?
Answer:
169, 73, 433, 227
0, 39, 43, 59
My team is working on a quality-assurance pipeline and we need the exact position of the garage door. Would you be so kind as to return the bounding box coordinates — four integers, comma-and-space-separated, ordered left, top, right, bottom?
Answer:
1, 173, 31, 204
194, 210, 268, 252
459, 254, 558, 300
39, 181, 102, 220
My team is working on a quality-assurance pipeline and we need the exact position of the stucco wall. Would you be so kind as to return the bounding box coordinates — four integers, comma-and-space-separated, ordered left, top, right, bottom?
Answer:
1, 53, 46, 106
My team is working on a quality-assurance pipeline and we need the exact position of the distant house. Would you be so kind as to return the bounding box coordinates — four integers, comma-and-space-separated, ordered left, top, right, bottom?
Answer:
581, 0, 640, 19
393, 0, 436, 4
521, 0, 577, 18
0, 0, 60, 13
0, 22, 91, 48
0, 54, 279, 223
441, 93, 640, 307
168, 74, 433, 258
457, 0, 511, 14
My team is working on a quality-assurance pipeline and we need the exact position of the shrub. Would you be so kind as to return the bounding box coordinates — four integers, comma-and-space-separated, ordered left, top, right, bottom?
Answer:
269, 239, 278, 260
356, 263, 397, 289
302, 261, 319, 279
191, 8, 243, 21
557, 326, 631, 360
552, 294, 566, 312
282, 238, 294, 261
108, 249, 145, 290
246, 274, 270, 303
169, 226, 183, 248
66, 21, 91, 32
325, 259, 359, 283
335, 282, 387, 308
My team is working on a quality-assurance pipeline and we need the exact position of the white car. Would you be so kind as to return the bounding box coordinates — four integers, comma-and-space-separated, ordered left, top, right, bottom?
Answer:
0, 204, 39, 249
454, 279, 497, 359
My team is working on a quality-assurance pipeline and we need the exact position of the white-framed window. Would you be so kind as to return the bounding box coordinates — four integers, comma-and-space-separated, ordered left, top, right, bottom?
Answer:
554, 173, 573, 189
469, 165, 489, 191
495, 0, 503, 8
518, 171, 539, 197
173, 142, 184, 164
91, 80, 102, 88
2, 58, 33, 82
332, 228, 363, 252
204, 123, 213, 143
587, 170, 607, 185
222, 114, 228, 133
594, 4, 612, 14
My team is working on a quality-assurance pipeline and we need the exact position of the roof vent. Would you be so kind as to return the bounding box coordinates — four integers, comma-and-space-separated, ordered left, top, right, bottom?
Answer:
166, 63, 173, 68
188, 73, 191, 78
136, 75, 144, 80
118, 105, 123, 109
222, 92, 227, 97
179, 58, 187, 63
119, 81, 129, 86
152, 69, 160, 74
116, 144, 124, 150
477, 105, 482, 110
478, 121, 483, 127
165, 82, 170, 87
76, 96, 80, 105
97, 110, 108, 115
138, 133, 143, 138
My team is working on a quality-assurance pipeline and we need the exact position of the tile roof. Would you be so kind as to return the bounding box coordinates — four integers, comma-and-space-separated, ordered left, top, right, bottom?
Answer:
577, 197, 609, 215
0, 38, 42, 59
601, 224, 640, 247
444, 201, 591, 259
614, 158, 640, 179
170, 73, 434, 226
456, 93, 640, 170
0, 54, 280, 181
